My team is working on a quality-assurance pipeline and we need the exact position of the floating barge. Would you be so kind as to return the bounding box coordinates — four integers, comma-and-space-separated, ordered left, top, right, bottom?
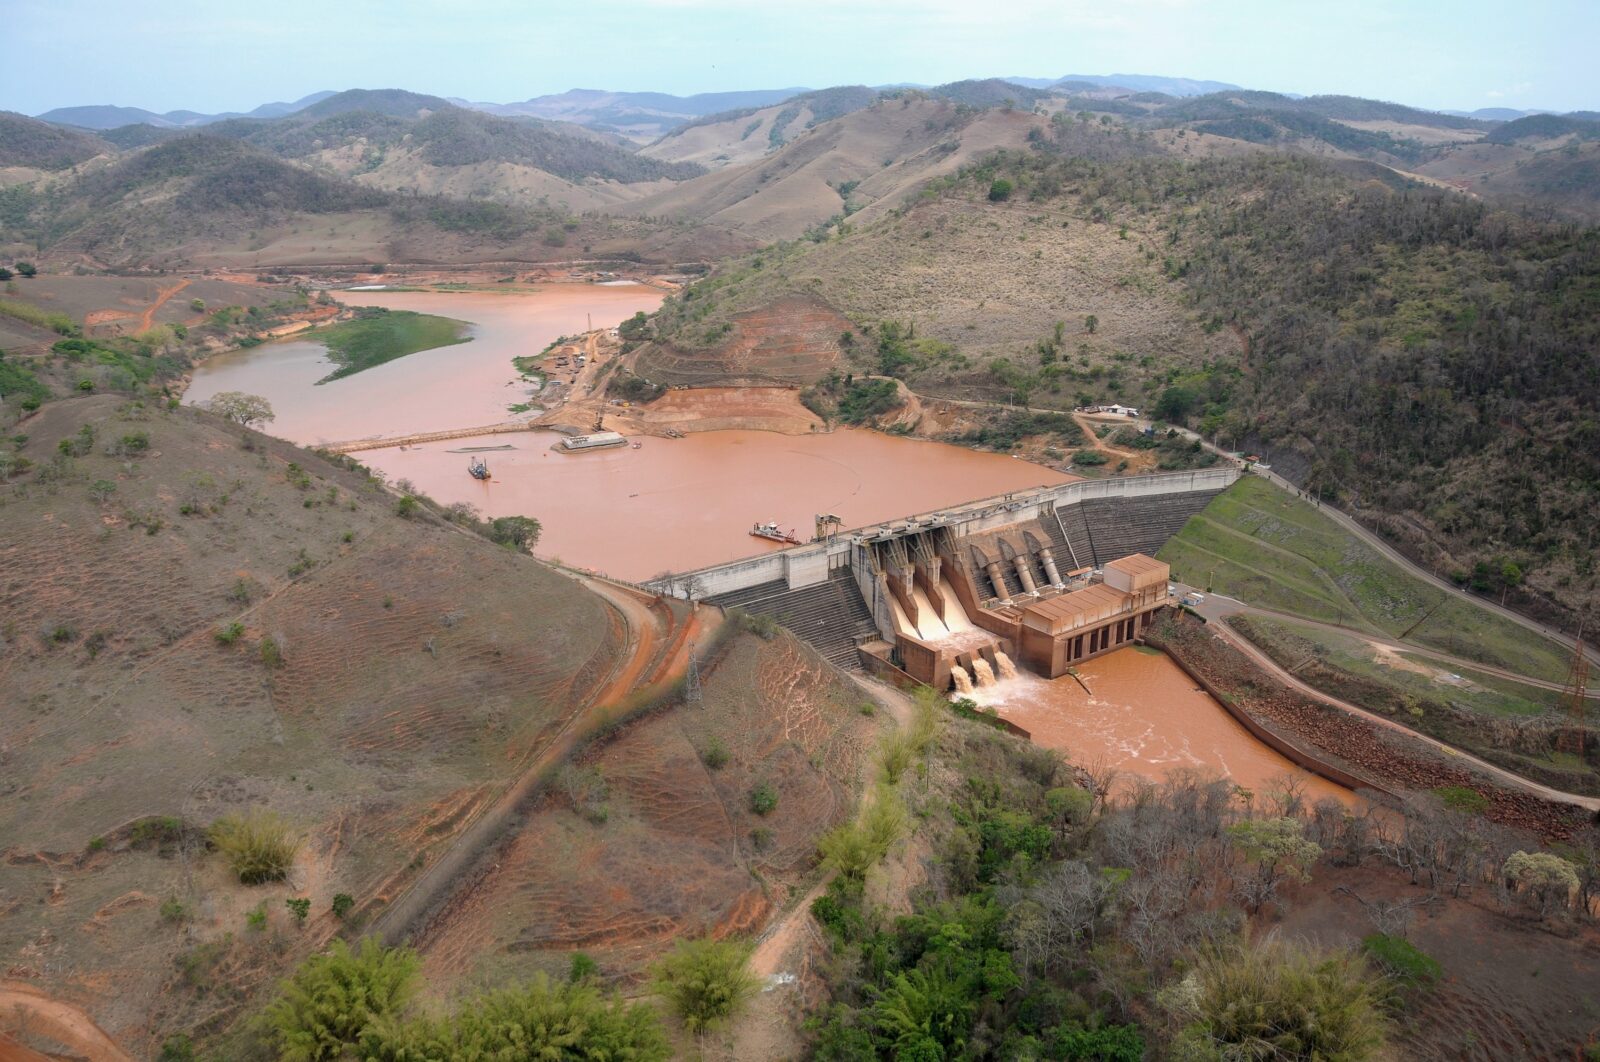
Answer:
560, 431, 628, 452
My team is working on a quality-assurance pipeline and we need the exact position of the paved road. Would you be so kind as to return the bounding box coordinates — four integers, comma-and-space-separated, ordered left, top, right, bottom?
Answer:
1182, 589, 1600, 812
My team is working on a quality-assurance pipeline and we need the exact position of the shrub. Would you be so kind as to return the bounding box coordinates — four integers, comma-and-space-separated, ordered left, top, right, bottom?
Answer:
1361, 933, 1441, 992
818, 787, 906, 878
364, 973, 669, 1060
568, 952, 599, 983
157, 1034, 196, 1062
650, 937, 758, 1033
1166, 939, 1387, 1061
246, 904, 268, 931
160, 897, 189, 923
214, 621, 245, 645
701, 736, 730, 770
209, 809, 299, 884
1072, 449, 1109, 466
1050, 1022, 1144, 1061
988, 178, 1014, 202
749, 781, 779, 816
259, 636, 284, 667
265, 938, 419, 1060
332, 893, 355, 920
395, 495, 419, 518
286, 897, 312, 926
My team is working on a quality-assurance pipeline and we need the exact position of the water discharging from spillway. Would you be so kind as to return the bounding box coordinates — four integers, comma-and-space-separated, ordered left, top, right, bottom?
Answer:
966, 647, 1351, 804
995, 650, 1018, 680
951, 665, 974, 695
972, 658, 997, 687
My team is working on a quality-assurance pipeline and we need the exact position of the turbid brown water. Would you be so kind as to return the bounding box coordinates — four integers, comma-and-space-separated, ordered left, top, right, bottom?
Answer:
186, 286, 663, 446
361, 429, 1071, 580
970, 646, 1351, 804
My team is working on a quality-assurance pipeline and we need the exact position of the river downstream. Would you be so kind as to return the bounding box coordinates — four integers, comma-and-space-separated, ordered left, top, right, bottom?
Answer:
968, 647, 1352, 804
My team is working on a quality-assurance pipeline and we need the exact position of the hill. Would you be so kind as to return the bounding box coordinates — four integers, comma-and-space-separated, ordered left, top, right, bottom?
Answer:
0, 134, 747, 269
34, 92, 335, 129
0, 393, 619, 1041
641, 86, 880, 169
0, 111, 110, 169
1483, 112, 1600, 144
620, 95, 1052, 242
637, 146, 1600, 624
465, 86, 809, 140
295, 87, 453, 120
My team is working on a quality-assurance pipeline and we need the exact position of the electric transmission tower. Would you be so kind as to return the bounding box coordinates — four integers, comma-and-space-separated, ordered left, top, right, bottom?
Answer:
685, 638, 703, 709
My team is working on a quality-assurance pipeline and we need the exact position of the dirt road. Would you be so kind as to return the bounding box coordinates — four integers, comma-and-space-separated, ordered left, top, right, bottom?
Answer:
136, 279, 190, 334
0, 984, 132, 1062
1192, 593, 1600, 812
371, 570, 705, 948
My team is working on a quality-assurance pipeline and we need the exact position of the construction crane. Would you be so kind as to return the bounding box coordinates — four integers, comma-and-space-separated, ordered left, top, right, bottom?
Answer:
1560, 619, 1589, 757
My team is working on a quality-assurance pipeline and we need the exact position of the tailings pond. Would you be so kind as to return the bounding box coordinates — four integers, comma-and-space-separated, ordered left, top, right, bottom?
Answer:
187, 287, 1072, 579
968, 647, 1352, 804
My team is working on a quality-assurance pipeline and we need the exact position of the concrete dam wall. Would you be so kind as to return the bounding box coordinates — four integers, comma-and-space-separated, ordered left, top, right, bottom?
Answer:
662, 467, 1238, 671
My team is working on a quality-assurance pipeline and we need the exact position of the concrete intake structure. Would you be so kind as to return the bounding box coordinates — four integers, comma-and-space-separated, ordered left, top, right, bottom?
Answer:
677, 467, 1236, 676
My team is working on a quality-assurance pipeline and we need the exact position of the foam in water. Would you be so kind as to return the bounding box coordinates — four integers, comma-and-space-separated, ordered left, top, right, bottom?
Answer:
950, 664, 974, 694
972, 658, 997, 687
995, 650, 1018, 681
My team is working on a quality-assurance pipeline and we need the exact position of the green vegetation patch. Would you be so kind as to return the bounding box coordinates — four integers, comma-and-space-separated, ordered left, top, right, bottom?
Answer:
0, 355, 51, 408
1161, 476, 1572, 683
312, 307, 471, 383
1230, 613, 1560, 720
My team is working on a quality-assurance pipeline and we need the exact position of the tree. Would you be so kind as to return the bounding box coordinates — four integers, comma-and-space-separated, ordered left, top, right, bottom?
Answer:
650, 937, 758, 1033
265, 938, 420, 1061
1503, 851, 1578, 919
1084, 314, 1098, 334
987, 178, 1014, 202
490, 514, 541, 550
202, 391, 275, 429
1499, 559, 1523, 605
15, 262, 37, 278
1226, 816, 1321, 912
363, 974, 670, 1061
1154, 385, 1199, 422
0, 268, 12, 282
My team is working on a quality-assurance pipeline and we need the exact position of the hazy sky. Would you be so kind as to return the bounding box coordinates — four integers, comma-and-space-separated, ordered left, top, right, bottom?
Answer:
4, 0, 1596, 116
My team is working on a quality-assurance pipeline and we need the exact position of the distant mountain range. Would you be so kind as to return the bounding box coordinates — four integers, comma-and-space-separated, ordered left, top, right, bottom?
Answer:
35, 77, 1585, 142
33, 91, 337, 130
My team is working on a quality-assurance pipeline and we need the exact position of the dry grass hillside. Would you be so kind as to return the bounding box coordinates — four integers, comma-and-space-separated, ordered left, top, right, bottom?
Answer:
416, 626, 881, 989
621, 97, 1048, 242
0, 395, 618, 1050
636, 188, 1237, 404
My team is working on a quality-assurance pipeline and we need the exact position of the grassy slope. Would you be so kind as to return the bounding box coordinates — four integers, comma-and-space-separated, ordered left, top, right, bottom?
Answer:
1158, 475, 1573, 683
313, 309, 471, 382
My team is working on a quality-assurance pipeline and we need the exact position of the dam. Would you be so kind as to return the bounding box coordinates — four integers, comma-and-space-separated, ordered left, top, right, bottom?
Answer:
649, 467, 1238, 679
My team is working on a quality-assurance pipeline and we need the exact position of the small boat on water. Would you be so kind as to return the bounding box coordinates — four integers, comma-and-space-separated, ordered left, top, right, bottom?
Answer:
468, 458, 491, 481
750, 521, 802, 545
